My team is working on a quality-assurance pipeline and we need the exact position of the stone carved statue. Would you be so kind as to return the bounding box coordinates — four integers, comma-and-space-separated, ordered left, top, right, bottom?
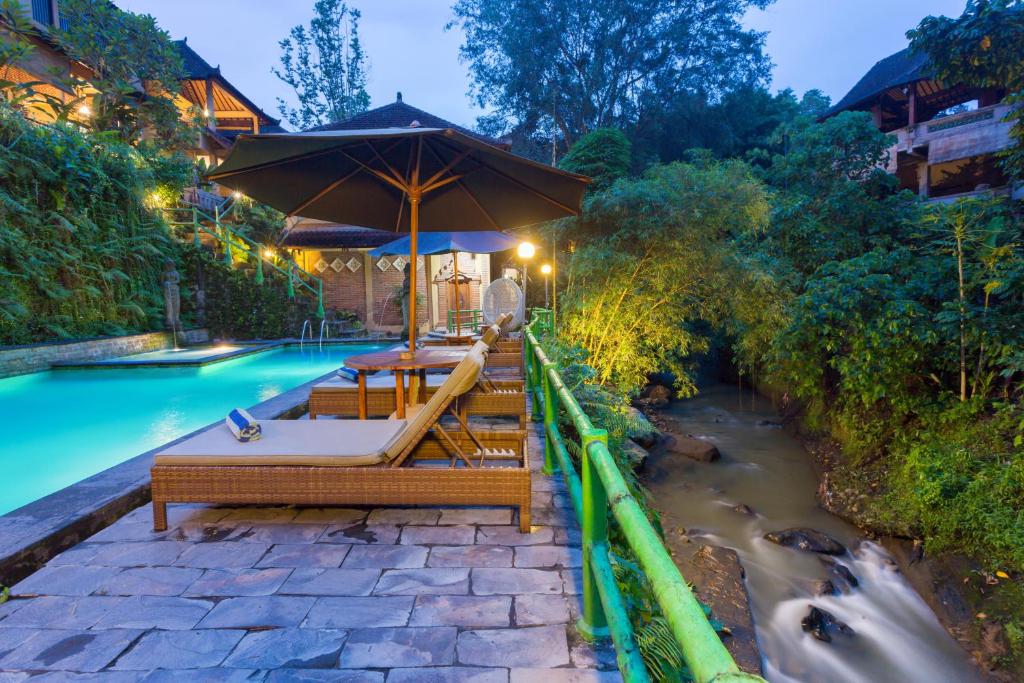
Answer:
162, 259, 181, 330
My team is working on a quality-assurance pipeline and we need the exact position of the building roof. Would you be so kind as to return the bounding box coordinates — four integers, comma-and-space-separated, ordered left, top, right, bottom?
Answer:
307, 93, 507, 148
281, 223, 398, 250
824, 48, 934, 119
174, 39, 282, 128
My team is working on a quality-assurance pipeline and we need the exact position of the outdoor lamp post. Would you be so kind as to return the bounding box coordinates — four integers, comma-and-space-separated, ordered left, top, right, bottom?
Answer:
540, 263, 552, 308
517, 241, 535, 307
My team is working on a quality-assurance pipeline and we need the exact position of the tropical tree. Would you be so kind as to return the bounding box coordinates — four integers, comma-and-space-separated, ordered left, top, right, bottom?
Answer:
560, 158, 770, 394
908, 0, 1024, 180
450, 0, 773, 150
557, 127, 631, 191
56, 0, 191, 146
274, 0, 370, 130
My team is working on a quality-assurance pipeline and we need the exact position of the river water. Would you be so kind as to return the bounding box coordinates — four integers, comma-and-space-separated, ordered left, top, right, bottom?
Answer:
645, 384, 984, 683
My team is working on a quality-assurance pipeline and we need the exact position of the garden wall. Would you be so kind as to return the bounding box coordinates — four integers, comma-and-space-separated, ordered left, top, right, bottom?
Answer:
0, 328, 208, 379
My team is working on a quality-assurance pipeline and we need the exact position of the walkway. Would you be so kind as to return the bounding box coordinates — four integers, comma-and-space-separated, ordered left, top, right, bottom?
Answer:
0, 420, 622, 681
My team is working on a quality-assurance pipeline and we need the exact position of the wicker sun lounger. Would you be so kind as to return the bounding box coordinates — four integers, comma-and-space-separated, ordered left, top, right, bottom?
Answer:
309, 374, 526, 426
151, 344, 532, 532
311, 320, 525, 422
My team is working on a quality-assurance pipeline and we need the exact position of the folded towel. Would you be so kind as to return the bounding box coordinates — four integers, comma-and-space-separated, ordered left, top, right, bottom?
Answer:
225, 408, 261, 442
337, 366, 360, 383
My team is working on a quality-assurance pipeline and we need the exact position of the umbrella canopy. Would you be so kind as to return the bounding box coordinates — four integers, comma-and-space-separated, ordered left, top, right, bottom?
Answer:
207, 126, 590, 352
368, 231, 519, 257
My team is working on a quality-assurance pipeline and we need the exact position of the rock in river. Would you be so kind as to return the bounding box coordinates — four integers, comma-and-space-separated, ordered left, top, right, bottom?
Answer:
626, 406, 660, 448
801, 605, 855, 642
642, 384, 673, 407
666, 435, 720, 463
763, 528, 846, 555
820, 556, 859, 591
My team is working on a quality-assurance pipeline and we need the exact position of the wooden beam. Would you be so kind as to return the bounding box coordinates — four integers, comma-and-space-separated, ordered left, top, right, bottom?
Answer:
908, 84, 918, 126
207, 147, 339, 181
286, 167, 363, 217
205, 78, 215, 129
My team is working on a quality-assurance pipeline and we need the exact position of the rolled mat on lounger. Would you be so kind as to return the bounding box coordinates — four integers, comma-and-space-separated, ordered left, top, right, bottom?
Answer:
225, 408, 261, 442
337, 366, 359, 382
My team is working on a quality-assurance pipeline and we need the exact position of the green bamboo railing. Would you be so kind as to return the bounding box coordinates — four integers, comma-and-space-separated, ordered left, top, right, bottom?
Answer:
523, 309, 766, 683
165, 200, 325, 317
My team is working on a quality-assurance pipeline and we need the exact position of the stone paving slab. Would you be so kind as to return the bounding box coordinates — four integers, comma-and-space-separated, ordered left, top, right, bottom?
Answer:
0, 415, 622, 682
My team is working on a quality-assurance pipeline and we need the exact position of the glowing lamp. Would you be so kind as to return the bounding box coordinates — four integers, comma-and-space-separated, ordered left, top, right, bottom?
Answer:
77, 104, 91, 117
517, 241, 536, 259
540, 263, 552, 275
263, 249, 274, 259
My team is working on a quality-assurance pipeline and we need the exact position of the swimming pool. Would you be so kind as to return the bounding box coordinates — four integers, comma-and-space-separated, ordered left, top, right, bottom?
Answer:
0, 343, 384, 515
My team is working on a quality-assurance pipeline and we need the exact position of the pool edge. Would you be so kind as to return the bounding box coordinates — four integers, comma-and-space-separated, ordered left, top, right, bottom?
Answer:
0, 368, 332, 588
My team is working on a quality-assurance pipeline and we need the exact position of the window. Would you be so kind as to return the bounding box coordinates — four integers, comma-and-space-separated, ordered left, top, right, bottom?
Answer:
30, 0, 54, 26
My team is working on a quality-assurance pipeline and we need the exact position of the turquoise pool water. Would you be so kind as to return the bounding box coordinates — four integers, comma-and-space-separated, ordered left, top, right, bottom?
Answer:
0, 343, 384, 515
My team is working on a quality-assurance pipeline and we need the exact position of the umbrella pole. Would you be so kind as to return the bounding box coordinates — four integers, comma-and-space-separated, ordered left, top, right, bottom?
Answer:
406, 194, 420, 356
453, 252, 460, 333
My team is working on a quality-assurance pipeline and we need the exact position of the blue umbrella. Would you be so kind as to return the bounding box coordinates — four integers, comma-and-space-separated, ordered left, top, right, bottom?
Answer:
371, 231, 519, 332
368, 231, 518, 257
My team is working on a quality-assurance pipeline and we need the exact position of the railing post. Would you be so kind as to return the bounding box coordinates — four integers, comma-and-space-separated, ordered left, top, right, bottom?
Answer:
255, 255, 264, 285
541, 361, 558, 475
529, 342, 542, 421
192, 205, 200, 248
578, 427, 610, 641
316, 280, 326, 318
287, 265, 296, 299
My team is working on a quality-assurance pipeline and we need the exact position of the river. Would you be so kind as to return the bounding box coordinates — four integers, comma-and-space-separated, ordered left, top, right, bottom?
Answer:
645, 384, 984, 683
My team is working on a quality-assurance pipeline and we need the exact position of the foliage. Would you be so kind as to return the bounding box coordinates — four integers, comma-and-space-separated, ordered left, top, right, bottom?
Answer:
450, 0, 773, 150
908, 0, 1024, 180
0, 100, 190, 344
228, 200, 289, 246
55, 0, 194, 148
560, 158, 769, 395
180, 249, 312, 340
885, 402, 1024, 570
558, 128, 631, 192
632, 86, 830, 167
273, 0, 370, 130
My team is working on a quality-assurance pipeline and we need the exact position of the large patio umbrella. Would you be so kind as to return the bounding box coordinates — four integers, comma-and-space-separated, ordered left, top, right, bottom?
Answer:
369, 231, 519, 332
207, 127, 589, 354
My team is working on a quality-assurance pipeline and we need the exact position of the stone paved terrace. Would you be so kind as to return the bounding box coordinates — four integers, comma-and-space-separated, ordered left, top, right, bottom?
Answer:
0, 420, 622, 682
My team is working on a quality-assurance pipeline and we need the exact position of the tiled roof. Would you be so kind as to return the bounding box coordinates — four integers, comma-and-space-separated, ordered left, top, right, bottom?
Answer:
174, 39, 281, 128
824, 48, 933, 118
281, 224, 397, 249
306, 93, 507, 148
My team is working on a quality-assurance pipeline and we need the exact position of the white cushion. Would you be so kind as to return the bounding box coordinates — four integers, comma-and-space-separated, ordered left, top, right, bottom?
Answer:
154, 420, 407, 467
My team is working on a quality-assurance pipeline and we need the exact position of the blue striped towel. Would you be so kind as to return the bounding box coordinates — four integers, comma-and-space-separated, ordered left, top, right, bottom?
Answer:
225, 408, 261, 442
337, 366, 359, 383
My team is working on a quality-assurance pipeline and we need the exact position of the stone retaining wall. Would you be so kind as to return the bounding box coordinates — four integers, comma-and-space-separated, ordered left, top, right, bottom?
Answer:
0, 328, 209, 378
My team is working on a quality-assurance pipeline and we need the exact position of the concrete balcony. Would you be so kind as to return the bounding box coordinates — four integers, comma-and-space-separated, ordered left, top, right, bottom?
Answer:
886, 102, 1016, 173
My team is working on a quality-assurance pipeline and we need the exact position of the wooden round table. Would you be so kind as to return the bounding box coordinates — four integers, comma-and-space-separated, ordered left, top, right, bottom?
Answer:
344, 349, 465, 419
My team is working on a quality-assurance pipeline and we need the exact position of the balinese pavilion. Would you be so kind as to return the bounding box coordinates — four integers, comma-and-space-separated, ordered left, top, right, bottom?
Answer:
823, 47, 1019, 201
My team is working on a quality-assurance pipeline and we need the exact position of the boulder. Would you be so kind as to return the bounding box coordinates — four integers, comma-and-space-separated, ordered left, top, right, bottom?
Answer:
819, 557, 859, 591
812, 579, 837, 596
731, 503, 756, 516
626, 407, 660, 448
622, 440, 649, 468
763, 528, 846, 555
801, 605, 855, 642
666, 435, 720, 463
642, 384, 673, 407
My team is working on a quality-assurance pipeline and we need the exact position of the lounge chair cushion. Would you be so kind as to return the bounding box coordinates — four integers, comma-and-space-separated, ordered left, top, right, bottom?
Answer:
154, 420, 407, 467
